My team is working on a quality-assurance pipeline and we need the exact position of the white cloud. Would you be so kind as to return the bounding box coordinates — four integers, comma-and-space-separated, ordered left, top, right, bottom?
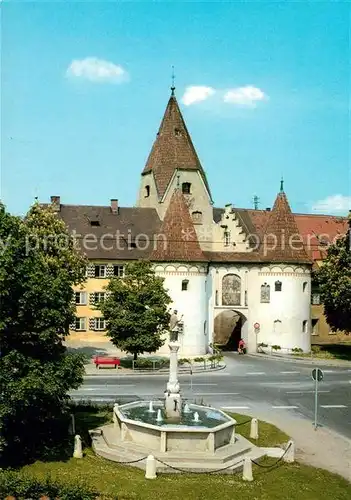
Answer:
223, 85, 267, 107
66, 57, 128, 83
311, 195, 351, 214
181, 86, 215, 106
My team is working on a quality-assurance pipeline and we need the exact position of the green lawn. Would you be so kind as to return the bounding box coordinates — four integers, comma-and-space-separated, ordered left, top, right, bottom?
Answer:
15, 406, 351, 500
295, 344, 351, 362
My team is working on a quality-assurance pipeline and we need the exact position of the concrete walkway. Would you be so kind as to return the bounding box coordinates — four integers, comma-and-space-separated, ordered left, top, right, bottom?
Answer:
249, 352, 351, 367
242, 407, 351, 482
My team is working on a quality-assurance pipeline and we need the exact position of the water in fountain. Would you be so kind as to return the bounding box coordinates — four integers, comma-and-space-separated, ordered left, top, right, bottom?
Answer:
148, 401, 154, 413
156, 409, 163, 422
183, 403, 191, 413
193, 411, 200, 423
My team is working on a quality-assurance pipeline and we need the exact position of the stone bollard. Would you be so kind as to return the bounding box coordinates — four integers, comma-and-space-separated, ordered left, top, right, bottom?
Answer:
145, 454, 157, 479
283, 440, 295, 463
73, 434, 83, 459
250, 418, 259, 440
242, 457, 253, 481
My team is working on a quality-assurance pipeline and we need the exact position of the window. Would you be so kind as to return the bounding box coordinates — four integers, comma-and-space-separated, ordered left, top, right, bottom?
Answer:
215, 290, 218, 306
181, 279, 189, 291
222, 274, 241, 306
303, 282, 308, 292
174, 128, 182, 136
95, 318, 106, 331
191, 211, 202, 224
260, 283, 270, 303
244, 290, 248, 306
311, 293, 321, 305
113, 265, 125, 277
90, 220, 100, 227
273, 319, 282, 334
224, 231, 231, 247
75, 291, 87, 305
94, 265, 106, 278
182, 182, 191, 194
302, 320, 308, 333
275, 280, 282, 292
75, 317, 86, 331
311, 319, 319, 335
94, 292, 106, 304
145, 185, 150, 197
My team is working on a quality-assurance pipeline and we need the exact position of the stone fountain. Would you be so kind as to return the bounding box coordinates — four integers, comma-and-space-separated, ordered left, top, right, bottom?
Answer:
89, 334, 268, 473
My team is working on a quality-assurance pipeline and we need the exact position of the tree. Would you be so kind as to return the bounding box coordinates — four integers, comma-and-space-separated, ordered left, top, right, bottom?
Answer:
0, 203, 87, 466
100, 261, 172, 360
314, 216, 351, 333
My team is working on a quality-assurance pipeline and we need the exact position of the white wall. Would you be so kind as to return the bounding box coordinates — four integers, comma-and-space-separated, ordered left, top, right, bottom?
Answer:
247, 265, 311, 353
154, 264, 208, 356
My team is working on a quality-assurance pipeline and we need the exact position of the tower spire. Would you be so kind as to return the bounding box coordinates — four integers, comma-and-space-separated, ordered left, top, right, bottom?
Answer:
171, 66, 175, 96
280, 177, 284, 193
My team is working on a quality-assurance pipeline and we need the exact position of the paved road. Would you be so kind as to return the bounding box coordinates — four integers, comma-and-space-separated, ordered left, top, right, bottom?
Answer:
70, 353, 351, 439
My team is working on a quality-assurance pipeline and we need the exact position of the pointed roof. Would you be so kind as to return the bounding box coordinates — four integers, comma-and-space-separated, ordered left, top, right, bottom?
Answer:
151, 189, 206, 262
260, 189, 312, 263
142, 92, 212, 200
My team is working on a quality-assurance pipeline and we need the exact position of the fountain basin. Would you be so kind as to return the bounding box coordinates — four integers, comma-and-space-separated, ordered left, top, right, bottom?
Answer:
114, 401, 236, 453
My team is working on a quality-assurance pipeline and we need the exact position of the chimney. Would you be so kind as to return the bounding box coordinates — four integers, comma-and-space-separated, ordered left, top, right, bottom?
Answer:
111, 199, 119, 214
50, 195, 61, 212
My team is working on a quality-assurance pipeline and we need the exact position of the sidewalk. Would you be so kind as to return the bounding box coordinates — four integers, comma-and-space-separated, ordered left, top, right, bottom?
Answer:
84, 361, 226, 376
249, 352, 351, 367
242, 408, 351, 482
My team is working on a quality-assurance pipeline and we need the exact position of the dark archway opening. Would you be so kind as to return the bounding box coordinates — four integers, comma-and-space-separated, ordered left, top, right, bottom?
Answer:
222, 315, 243, 351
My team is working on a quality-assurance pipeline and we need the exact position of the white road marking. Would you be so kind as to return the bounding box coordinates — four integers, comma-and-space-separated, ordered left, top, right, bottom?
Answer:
190, 384, 218, 386
246, 372, 266, 375
322, 370, 335, 373
286, 390, 330, 394
81, 385, 136, 390
221, 406, 250, 410
280, 371, 300, 374
193, 392, 240, 396
272, 406, 299, 409
320, 405, 347, 409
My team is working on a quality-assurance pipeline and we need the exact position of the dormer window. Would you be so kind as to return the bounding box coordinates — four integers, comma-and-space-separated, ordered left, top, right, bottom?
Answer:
191, 211, 202, 224
224, 230, 231, 247
174, 128, 182, 137
182, 182, 191, 194
90, 220, 100, 227
145, 185, 150, 197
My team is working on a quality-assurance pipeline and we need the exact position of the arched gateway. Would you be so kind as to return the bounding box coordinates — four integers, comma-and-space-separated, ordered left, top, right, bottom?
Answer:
213, 310, 248, 351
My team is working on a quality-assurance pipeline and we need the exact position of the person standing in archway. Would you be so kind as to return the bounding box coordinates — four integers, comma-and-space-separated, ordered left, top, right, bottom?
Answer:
238, 338, 246, 354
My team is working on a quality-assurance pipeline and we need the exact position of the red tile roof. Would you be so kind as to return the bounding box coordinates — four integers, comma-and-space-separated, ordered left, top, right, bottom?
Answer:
142, 93, 212, 200
150, 189, 206, 262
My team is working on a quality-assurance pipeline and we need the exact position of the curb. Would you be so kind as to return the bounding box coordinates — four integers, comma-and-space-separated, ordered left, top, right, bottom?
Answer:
84, 362, 227, 377
247, 353, 351, 367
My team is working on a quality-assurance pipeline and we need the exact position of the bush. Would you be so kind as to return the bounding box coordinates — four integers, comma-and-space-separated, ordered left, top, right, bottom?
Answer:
194, 357, 205, 363
292, 347, 303, 353
178, 358, 191, 365
258, 342, 268, 348
312, 345, 321, 354
133, 358, 169, 369
271, 345, 281, 351
0, 470, 100, 500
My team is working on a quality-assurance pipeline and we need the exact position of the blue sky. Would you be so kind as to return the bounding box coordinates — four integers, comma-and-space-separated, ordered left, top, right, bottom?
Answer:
2, 0, 350, 216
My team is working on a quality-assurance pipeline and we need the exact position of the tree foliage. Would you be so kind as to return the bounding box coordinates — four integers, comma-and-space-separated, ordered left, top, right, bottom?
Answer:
314, 218, 351, 333
0, 203, 87, 466
100, 261, 172, 359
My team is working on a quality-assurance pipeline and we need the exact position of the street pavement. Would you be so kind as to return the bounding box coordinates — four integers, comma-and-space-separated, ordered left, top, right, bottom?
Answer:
70, 352, 351, 439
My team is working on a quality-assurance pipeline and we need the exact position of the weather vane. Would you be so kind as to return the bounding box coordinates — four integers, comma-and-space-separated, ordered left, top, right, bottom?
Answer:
171, 66, 175, 95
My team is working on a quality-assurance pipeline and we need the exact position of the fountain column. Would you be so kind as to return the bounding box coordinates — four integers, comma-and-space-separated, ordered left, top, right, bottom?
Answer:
165, 340, 182, 419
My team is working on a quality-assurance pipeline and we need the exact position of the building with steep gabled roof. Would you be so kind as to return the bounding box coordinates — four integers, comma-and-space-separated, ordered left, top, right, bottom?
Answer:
47, 87, 349, 356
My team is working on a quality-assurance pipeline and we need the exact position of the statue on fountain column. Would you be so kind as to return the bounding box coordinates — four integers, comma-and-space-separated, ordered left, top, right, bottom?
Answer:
169, 310, 183, 342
